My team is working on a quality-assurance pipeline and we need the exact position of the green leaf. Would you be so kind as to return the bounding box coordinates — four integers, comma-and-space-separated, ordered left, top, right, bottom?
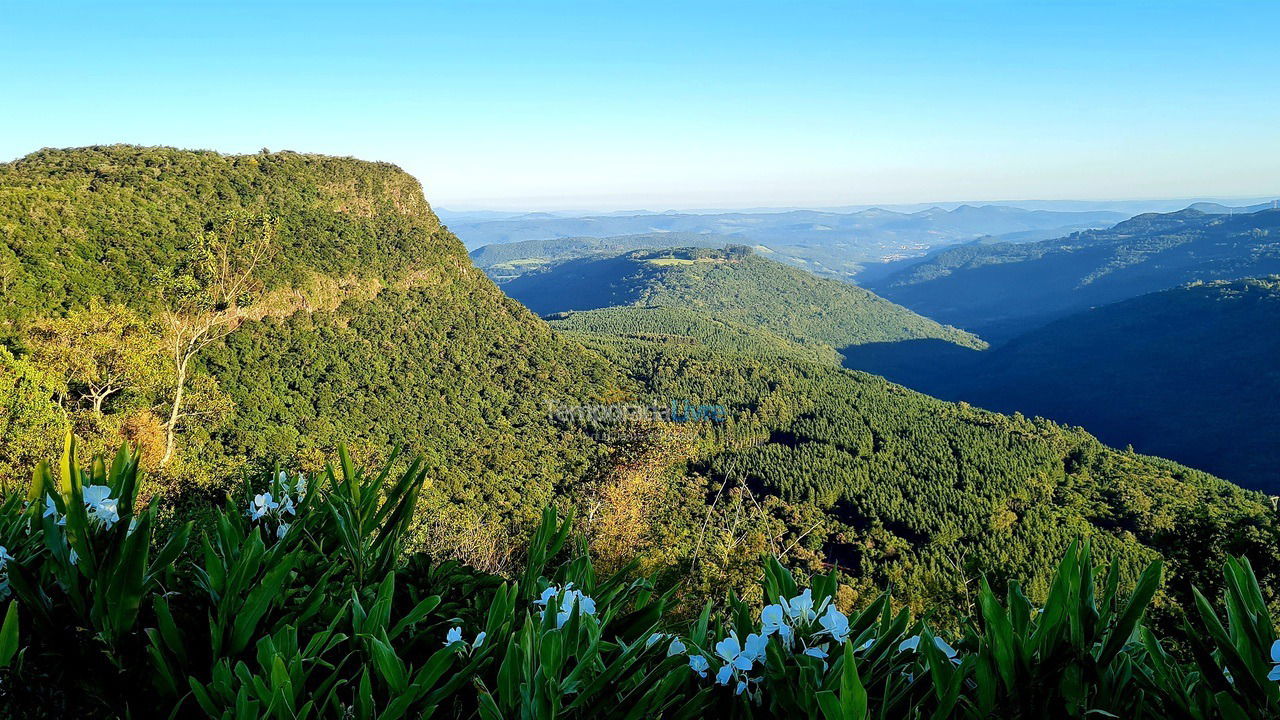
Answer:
0, 601, 20, 668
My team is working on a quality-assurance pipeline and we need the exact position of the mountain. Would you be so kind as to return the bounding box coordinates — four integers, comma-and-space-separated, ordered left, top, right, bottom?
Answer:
4, 145, 1280, 631
869, 208, 1280, 341
470, 232, 742, 282
500, 246, 986, 353
548, 302, 1280, 620
846, 278, 1280, 493
448, 205, 1128, 281
547, 305, 843, 366
0, 145, 620, 536
1187, 201, 1277, 214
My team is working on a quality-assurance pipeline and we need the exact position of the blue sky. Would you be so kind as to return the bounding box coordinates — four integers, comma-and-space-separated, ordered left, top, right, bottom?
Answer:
2, 1, 1276, 209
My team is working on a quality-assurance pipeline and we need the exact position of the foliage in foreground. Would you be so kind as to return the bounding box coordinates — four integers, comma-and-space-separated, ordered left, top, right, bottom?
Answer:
1, 442, 1279, 719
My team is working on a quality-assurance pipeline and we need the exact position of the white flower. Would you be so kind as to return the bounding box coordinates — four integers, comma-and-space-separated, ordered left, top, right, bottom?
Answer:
474, 631, 486, 649
898, 635, 920, 653
715, 633, 743, 663
43, 496, 66, 525
855, 637, 874, 652
0, 546, 12, 567
715, 631, 768, 671
85, 488, 120, 529
818, 604, 850, 643
79, 486, 122, 528
688, 654, 709, 677
804, 645, 829, 660
537, 585, 598, 628
646, 632, 667, 648
783, 589, 816, 622
276, 523, 290, 540
742, 633, 767, 662
760, 603, 787, 636
82, 485, 111, 507
445, 626, 463, 646
1268, 640, 1280, 681
248, 493, 279, 521
735, 680, 748, 696
667, 638, 687, 656
715, 664, 732, 685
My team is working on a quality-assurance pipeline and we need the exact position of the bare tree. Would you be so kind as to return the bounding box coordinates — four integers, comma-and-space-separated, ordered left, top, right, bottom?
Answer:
159, 214, 276, 466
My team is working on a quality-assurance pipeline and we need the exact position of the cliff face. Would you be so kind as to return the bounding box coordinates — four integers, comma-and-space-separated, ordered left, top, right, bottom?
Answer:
0, 146, 621, 539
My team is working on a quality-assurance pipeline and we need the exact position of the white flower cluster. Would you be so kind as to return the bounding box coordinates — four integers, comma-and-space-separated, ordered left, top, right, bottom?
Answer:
41, 486, 121, 530
0, 545, 13, 599
1269, 640, 1280, 681
649, 588, 965, 701
533, 583, 597, 628
245, 472, 307, 539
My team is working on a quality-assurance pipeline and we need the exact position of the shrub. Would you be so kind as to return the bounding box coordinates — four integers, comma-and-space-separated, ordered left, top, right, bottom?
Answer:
0, 440, 1277, 718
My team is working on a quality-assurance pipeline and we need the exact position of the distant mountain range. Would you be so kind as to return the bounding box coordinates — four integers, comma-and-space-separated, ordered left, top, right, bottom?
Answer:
868, 208, 1280, 342
456, 205, 1130, 281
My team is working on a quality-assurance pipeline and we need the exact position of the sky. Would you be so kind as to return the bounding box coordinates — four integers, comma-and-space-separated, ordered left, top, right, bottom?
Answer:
2, 1, 1277, 210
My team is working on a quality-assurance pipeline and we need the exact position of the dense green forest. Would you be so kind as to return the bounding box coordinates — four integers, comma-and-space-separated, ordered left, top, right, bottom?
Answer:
869, 208, 1280, 341
846, 277, 1280, 493
548, 306, 1280, 627
503, 247, 985, 352
4, 147, 1280, 703
470, 232, 741, 282
0, 145, 621, 556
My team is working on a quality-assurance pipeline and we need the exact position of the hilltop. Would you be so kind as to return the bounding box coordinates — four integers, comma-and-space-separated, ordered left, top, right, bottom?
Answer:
502, 246, 986, 354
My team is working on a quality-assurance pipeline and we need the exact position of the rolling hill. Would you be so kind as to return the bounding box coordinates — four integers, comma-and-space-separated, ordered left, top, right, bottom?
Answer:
869, 208, 1280, 341
501, 246, 986, 353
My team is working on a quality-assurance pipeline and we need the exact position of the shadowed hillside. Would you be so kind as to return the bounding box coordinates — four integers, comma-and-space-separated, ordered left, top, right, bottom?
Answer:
869, 208, 1280, 341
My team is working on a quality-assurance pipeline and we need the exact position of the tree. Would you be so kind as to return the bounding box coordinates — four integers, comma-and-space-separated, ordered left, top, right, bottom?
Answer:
0, 346, 66, 494
158, 213, 275, 465
26, 301, 164, 415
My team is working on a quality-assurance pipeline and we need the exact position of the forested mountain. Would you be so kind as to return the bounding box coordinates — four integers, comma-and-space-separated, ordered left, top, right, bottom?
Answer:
847, 278, 1280, 493
470, 232, 740, 282
502, 247, 985, 353
547, 305, 842, 366
869, 208, 1280, 341
0, 145, 620, 541
548, 304, 1280, 624
4, 145, 1280, 642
